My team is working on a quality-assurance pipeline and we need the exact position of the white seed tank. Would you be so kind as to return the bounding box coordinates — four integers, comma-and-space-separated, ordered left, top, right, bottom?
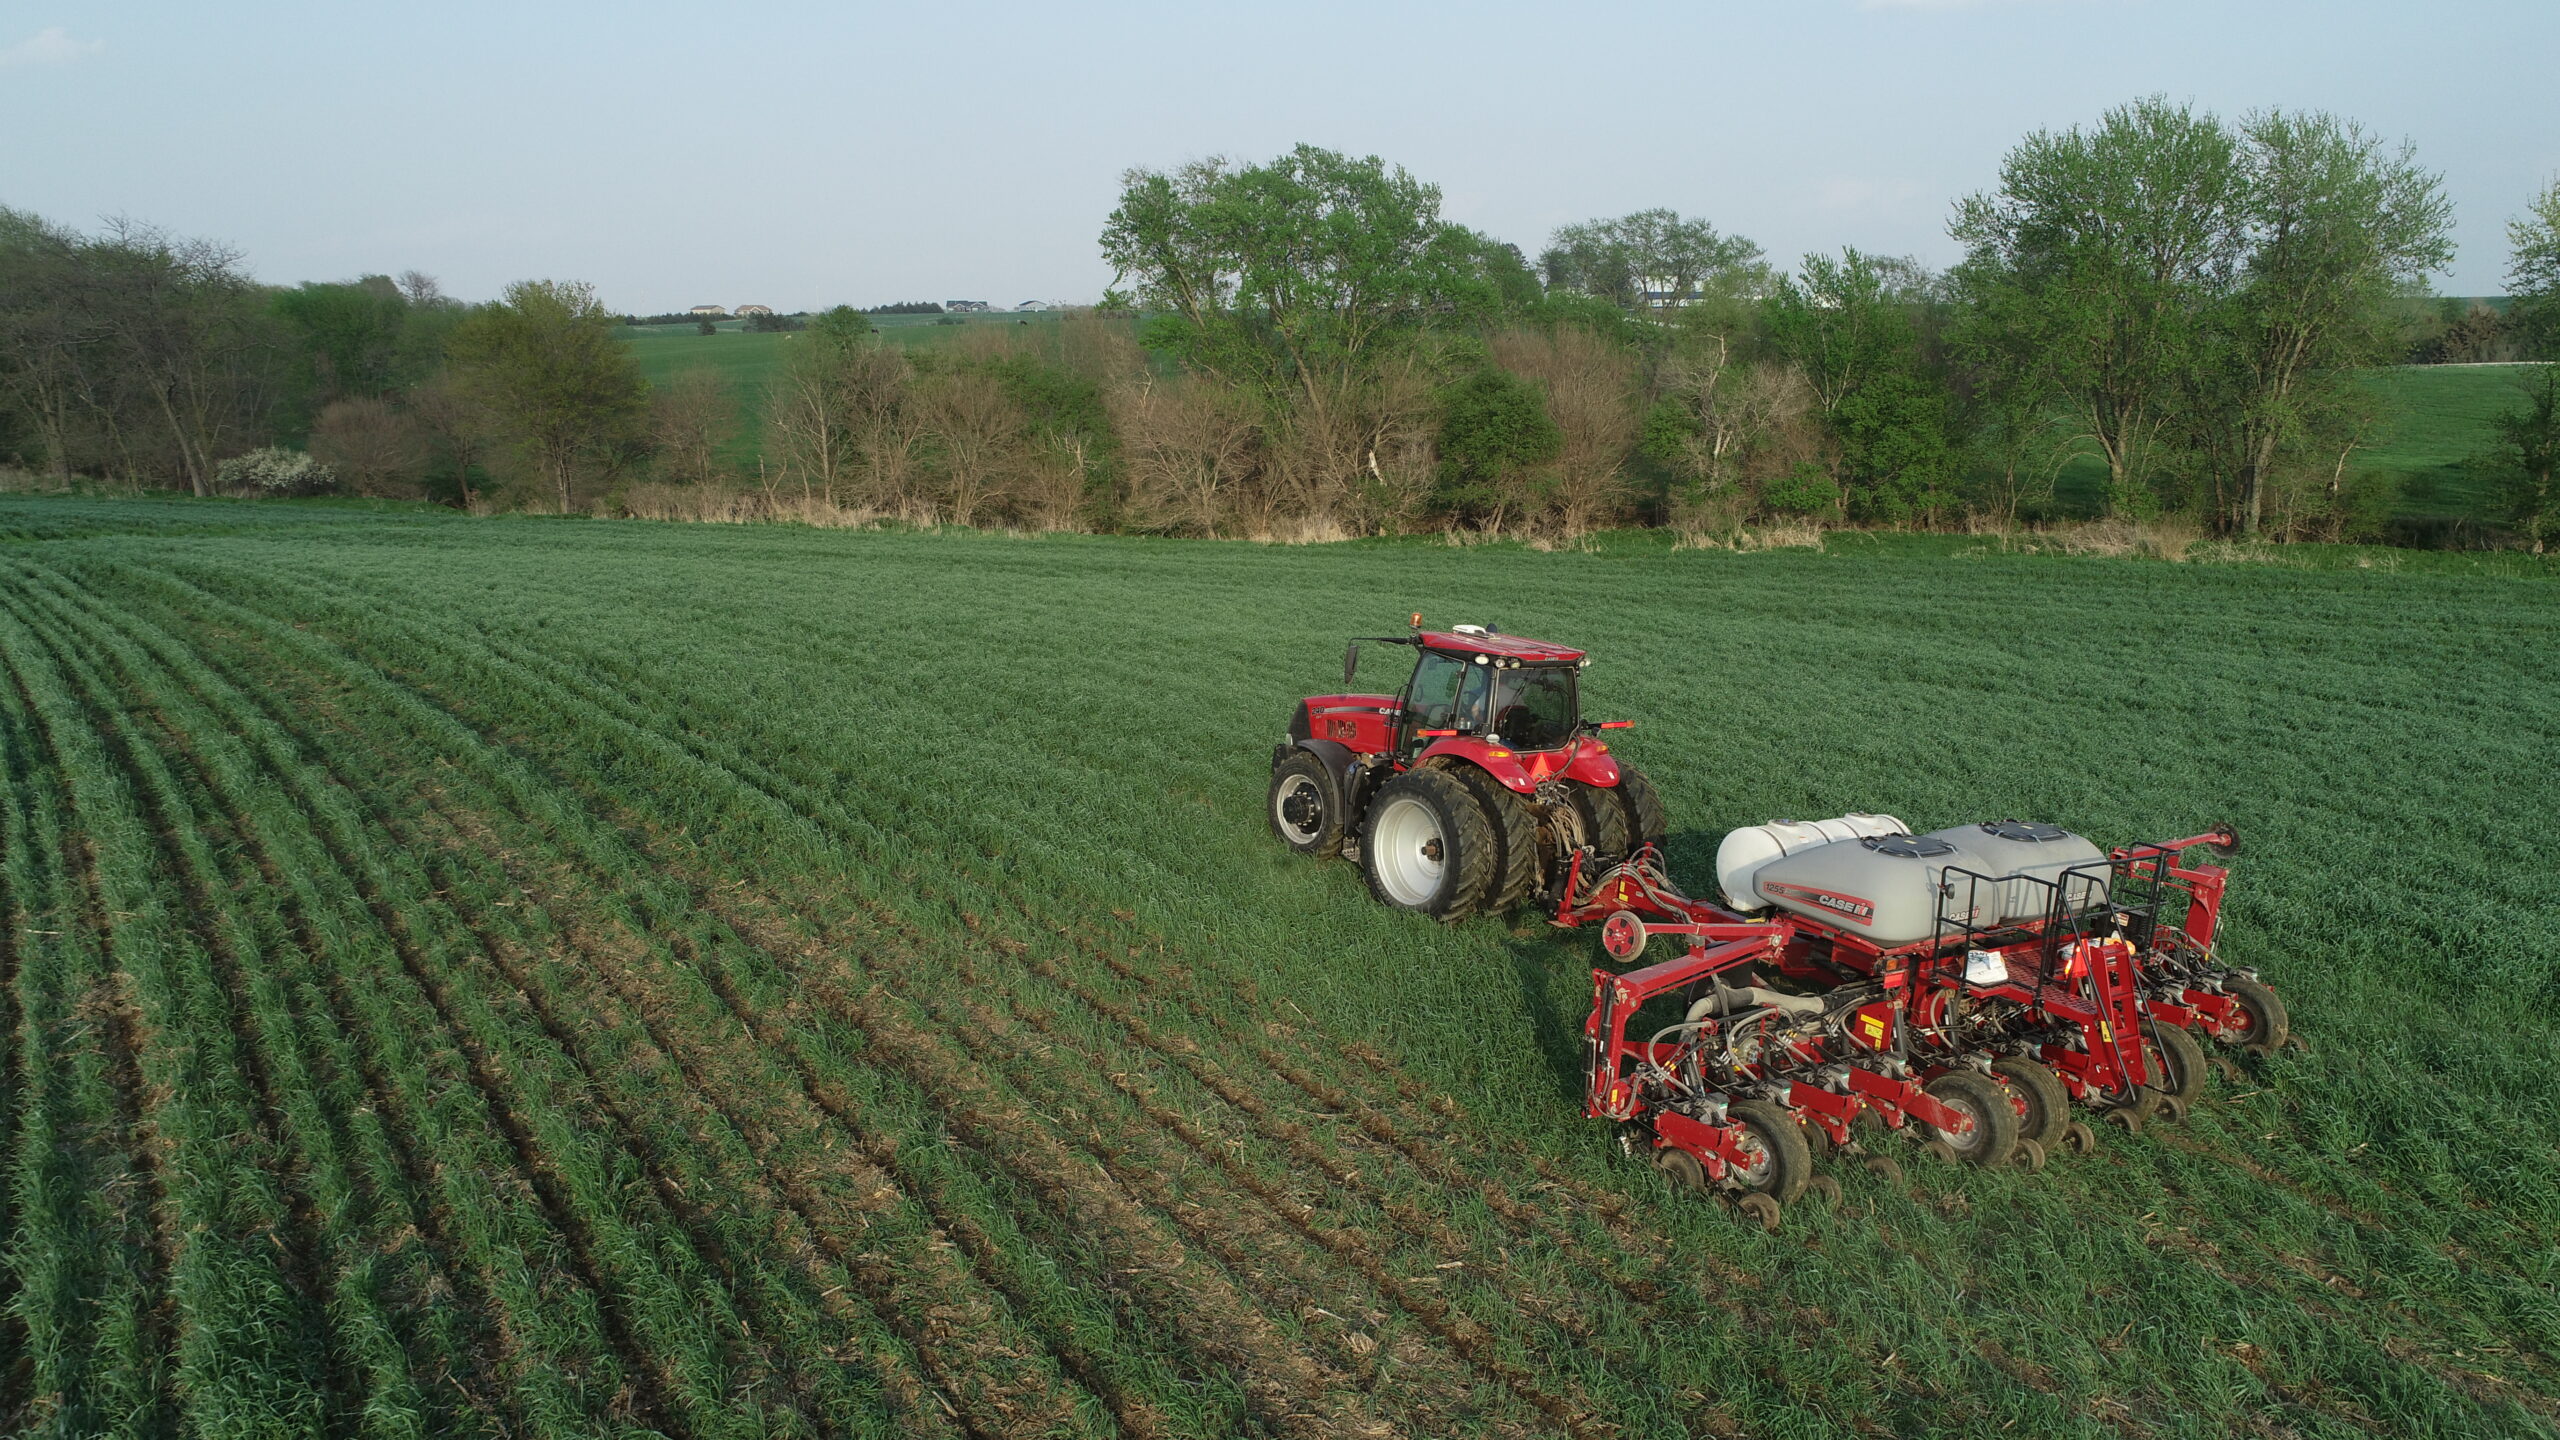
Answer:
1919, 821, 2111, 926
1717, 817, 2116, 947
1713, 815, 1910, 911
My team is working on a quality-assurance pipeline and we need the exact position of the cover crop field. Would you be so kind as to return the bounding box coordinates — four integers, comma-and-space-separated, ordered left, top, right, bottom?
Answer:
0, 498, 2553, 1439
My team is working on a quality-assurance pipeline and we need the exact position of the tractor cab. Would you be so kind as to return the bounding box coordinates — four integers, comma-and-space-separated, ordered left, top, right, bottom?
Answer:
1392, 626, 1590, 755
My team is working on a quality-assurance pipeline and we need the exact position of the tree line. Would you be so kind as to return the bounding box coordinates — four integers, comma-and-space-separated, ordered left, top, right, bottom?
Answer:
3, 96, 2555, 548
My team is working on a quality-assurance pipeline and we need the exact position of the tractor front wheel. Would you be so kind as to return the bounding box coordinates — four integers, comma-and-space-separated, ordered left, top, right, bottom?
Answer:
1268, 752, 1345, 857
1359, 769, 1497, 922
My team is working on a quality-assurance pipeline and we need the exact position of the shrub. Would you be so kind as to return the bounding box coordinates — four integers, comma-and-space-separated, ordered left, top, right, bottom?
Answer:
1759, 461, 1839, 518
215, 446, 340, 497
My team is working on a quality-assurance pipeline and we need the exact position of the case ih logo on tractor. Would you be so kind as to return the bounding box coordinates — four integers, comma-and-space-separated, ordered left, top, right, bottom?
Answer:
1273, 621, 2291, 1232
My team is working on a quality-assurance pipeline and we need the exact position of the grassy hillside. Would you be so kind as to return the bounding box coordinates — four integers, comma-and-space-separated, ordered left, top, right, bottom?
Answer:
621, 311, 1073, 471
2036, 364, 2534, 531
0, 496, 2550, 1437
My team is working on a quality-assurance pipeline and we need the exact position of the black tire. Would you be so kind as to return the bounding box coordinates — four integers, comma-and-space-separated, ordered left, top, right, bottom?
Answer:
1921, 1070, 2021, 1169
1654, 1146, 1706, 1192
1566, 778, 1632, 858
2224, 977, 2290, 1057
1613, 765, 1669, 853
1358, 768, 1496, 923
1989, 1057, 2071, 1149
1446, 765, 1541, 915
2145, 1023, 2207, 1109
1726, 1100, 1814, 1204
1267, 751, 1345, 858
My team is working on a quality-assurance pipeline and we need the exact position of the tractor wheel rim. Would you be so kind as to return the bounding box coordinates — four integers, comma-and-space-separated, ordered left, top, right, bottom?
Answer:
1370, 795, 1445, 906
1274, 775, 1324, 843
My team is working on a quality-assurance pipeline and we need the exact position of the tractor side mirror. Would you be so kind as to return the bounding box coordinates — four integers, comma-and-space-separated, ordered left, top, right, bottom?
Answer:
1342, 641, 1360, 686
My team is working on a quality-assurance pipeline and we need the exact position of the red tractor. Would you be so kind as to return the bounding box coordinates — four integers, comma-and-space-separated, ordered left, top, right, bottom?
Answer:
1269, 618, 1665, 923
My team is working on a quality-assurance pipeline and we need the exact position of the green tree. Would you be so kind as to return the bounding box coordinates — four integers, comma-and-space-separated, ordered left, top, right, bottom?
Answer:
1539, 209, 1765, 310
270, 276, 411, 403
2488, 364, 2560, 552
1432, 363, 1560, 530
1952, 97, 2244, 513
1764, 249, 1956, 523
1099, 145, 1499, 412
445, 279, 647, 512
2510, 178, 2560, 359
2216, 110, 2452, 532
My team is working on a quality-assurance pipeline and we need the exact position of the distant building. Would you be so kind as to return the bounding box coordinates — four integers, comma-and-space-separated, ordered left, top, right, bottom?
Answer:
945, 300, 992, 313
688, 305, 728, 317
1013, 300, 1049, 312
735, 304, 774, 316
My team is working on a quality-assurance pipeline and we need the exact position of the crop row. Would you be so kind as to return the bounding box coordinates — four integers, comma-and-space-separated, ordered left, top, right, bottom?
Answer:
66, 542, 2550, 1438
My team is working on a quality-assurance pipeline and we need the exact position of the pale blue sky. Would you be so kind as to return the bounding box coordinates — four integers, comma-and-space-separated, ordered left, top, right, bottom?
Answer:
4, 1, 2553, 311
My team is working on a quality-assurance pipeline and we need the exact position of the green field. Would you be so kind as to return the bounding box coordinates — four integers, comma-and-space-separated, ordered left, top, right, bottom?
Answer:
0, 497, 2552, 1438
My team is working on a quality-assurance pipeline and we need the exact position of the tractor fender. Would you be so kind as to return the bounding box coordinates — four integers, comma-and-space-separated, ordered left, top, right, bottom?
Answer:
1281, 737, 1361, 807
1414, 738, 1539, 794
1559, 744, 1623, 788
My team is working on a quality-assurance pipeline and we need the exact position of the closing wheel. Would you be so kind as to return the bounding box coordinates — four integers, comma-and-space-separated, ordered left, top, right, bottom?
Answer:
1862, 1155, 1903, 1184
2061, 1121, 2097, 1156
2012, 1137, 2048, 1173
1806, 1174, 1843, 1205
1654, 1146, 1706, 1192
1358, 768, 1496, 922
1989, 1057, 2071, 1149
2224, 977, 2290, 1057
1600, 910, 1648, 964
1734, 1192, 1783, 1233
1726, 1100, 1813, 1204
2144, 1024, 2207, 1111
1267, 751, 1345, 857
1922, 1070, 2021, 1169
2103, 1107, 2143, 1136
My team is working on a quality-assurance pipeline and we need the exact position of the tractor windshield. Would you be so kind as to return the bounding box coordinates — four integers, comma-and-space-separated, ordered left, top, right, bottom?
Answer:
1492, 666, 1577, 750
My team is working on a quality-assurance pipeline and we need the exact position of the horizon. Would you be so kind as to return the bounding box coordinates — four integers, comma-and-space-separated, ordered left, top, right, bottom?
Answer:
4, 1, 2555, 311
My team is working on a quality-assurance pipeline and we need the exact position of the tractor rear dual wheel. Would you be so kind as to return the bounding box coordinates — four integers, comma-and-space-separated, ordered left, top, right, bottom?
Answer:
1447, 766, 1542, 914
1359, 768, 1499, 922
1615, 766, 1669, 853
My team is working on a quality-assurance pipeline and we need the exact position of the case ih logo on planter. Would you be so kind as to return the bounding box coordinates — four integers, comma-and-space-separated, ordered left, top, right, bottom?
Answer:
1764, 882, 1876, 925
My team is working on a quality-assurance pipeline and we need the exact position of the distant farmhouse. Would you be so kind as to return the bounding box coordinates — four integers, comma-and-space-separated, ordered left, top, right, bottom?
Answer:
945, 300, 992, 313
1013, 300, 1049, 312
688, 304, 728, 317
735, 304, 774, 316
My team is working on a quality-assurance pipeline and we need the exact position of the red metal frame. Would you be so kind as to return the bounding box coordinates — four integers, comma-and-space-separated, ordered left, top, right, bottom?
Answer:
1564, 828, 2251, 1160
